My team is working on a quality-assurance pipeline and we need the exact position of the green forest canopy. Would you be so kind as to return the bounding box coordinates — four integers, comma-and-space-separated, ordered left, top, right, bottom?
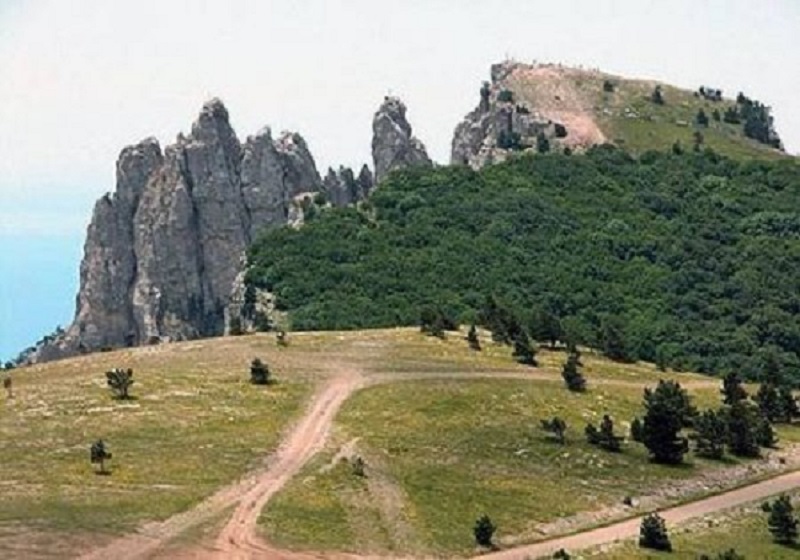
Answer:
247, 147, 800, 381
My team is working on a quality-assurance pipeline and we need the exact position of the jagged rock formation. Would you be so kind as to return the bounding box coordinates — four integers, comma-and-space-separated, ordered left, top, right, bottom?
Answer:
35, 99, 323, 361
371, 96, 432, 183
322, 165, 374, 207
452, 62, 575, 169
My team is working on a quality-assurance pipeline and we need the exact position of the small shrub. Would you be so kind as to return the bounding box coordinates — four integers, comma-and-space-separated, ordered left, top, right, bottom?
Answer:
768, 494, 798, 545
250, 358, 271, 385
639, 513, 671, 551
351, 456, 366, 477
541, 416, 567, 444
466, 324, 481, 351
276, 329, 289, 347
497, 89, 514, 103
105, 368, 134, 399
603, 80, 615, 93
474, 514, 496, 547
90, 440, 112, 474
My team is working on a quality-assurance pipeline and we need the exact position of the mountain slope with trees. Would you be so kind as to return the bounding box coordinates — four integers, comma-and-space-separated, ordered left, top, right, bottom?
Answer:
247, 147, 800, 380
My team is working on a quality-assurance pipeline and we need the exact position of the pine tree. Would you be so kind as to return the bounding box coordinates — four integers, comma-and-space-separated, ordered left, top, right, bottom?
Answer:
696, 109, 709, 127
561, 354, 586, 392
755, 415, 778, 448
601, 317, 628, 362
777, 387, 799, 423
586, 414, 622, 452
691, 409, 727, 460
651, 85, 665, 105
105, 368, 134, 400
768, 495, 798, 545
641, 380, 691, 464
250, 358, 271, 385
639, 513, 671, 551
541, 417, 567, 444
725, 401, 761, 457
474, 514, 496, 547
721, 371, 748, 405
466, 324, 481, 351
755, 383, 782, 422
90, 440, 112, 474
512, 331, 537, 366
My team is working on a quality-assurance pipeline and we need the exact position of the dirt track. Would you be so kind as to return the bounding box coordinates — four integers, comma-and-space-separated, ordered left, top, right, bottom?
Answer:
78, 367, 799, 560
482, 469, 800, 559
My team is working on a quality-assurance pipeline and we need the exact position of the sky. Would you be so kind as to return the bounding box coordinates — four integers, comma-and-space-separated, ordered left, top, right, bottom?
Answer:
1, 0, 799, 361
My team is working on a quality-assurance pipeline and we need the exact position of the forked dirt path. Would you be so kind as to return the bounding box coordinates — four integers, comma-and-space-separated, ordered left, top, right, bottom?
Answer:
211, 369, 362, 559
79, 365, 794, 560
78, 369, 363, 560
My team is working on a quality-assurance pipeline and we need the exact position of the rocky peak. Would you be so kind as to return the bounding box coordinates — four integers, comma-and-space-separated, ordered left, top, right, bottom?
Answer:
451, 64, 571, 169
322, 165, 372, 207
371, 96, 432, 183
30, 99, 326, 363
274, 131, 322, 195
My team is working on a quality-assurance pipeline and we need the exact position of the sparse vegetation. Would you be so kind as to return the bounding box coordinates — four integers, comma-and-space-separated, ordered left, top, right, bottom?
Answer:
90, 440, 112, 474
105, 368, 134, 399
768, 495, 798, 545
250, 358, 272, 385
474, 514, 496, 548
541, 416, 567, 444
639, 512, 671, 551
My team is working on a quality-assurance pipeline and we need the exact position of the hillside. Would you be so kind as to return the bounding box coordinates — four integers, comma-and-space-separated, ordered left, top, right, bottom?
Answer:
247, 148, 800, 380
452, 61, 787, 168
4, 328, 800, 559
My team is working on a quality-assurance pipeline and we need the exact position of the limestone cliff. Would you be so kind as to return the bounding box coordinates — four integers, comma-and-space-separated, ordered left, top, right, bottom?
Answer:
34, 99, 323, 361
372, 96, 432, 183
28, 94, 433, 362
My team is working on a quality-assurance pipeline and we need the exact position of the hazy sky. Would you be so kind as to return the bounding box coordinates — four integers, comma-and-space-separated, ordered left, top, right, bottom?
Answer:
1, 0, 799, 360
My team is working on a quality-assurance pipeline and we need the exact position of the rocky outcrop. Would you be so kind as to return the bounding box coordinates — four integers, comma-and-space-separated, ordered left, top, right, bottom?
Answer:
322, 165, 374, 207
32, 99, 325, 362
29, 94, 432, 363
371, 96, 432, 183
451, 62, 573, 169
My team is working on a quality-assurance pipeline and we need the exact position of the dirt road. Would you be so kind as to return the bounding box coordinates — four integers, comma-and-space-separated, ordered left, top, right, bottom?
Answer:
211, 370, 362, 559
78, 370, 362, 560
481, 469, 800, 560
78, 366, 793, 560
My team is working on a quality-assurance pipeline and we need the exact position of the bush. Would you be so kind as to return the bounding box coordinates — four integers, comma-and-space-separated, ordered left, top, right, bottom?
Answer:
603, 80, 615, 93
250, 358, 271, 385
639, 513, 671, 551
90, 440, 112, 474
768, 495, 798, 545
105, 368, 134, 400
497, 89, 514, 103
474, 514, 496, 547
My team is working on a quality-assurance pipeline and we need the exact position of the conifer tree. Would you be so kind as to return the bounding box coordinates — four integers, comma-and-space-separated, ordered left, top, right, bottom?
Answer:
641, 380, 691, 464
725, 401, 761, 457
561, 353, 586, 392
541, 417, 567, 444
466, 324, 481, 351
639, 513, 671, 551
691, 409, 727, 460
90, 440, 112, 474
250, 358, 271, 385
105, 368, 134, 400
512, 331, 537, 366
755, 383, 782, 422
474, 514, 496, 547
768, 495, 798, 545
586, 414, 623, 452
721, 371, 748, 405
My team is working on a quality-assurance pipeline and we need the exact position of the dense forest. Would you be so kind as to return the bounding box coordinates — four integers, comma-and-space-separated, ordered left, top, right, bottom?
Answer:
247, 147, 800, 381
